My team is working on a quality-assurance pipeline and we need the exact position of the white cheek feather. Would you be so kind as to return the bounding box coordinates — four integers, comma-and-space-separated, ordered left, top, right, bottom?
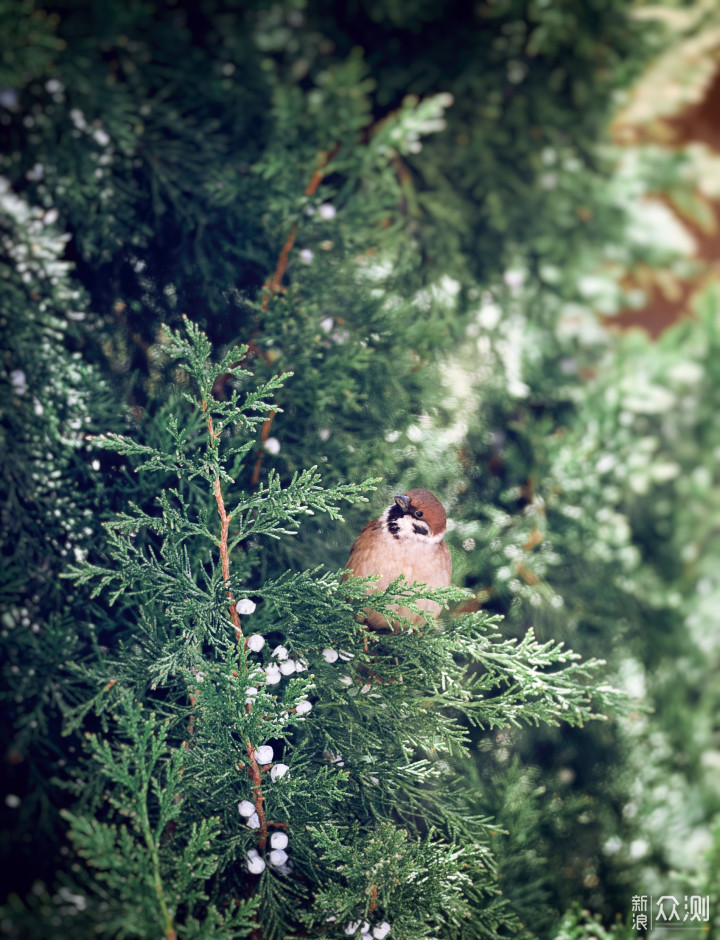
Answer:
424, 529, 447, 545
380, 507, 446, 543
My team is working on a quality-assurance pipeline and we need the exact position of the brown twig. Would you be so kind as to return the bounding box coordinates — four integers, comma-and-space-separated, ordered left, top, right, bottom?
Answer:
248, 143, 340, 487
205, 412, 274, 861
213, 477, 244, 642
205, 409, 244, 642
213, 144, 340, 411
522, 527, 544, 552
244, 745, 269, 851
369, 884, 378, 914
249, 408, 277, 486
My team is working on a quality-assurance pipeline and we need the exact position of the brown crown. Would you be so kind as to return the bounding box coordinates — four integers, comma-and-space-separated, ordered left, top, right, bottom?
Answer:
401, 488, 447, 535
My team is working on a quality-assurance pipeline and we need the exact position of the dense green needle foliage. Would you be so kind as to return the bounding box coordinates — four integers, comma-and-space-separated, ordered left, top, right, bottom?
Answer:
2, 1, 719, 939
29, 322, 627, 938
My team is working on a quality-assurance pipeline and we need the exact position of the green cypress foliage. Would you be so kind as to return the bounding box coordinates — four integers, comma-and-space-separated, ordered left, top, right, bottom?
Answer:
27, 320, 624, 938
4, 2, 718, 939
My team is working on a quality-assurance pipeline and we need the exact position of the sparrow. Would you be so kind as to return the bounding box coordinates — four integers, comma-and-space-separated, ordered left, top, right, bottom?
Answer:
343, 488, 452, 632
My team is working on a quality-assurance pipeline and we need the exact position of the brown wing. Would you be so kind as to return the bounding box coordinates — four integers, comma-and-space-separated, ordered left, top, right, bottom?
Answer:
436, 540, 452, 588
341, 520, 382, 582
342, 522, 451, 632
341, 520, 394, 630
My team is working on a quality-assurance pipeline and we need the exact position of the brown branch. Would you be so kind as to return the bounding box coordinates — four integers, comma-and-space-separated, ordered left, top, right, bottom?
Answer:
213, 144, 340, 408
244, 745, 269, 851
260, 143, 340, 308
248, 143, 340, 486
112, 299, 151, 357
369, 884, 378, 914
213, 475, 243, 642
263, 227, 297, 308
205, 407, 244, 643
516, 562, 540, 586
522, 527, 544, 552
249, 408, 277, 486
204, 416, 274, 857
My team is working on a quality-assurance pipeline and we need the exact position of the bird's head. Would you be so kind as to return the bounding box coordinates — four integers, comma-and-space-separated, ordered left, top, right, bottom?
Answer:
384, 488, 447, 542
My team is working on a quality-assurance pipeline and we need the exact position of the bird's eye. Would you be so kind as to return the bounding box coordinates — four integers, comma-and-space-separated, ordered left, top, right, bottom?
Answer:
414, 510, 423, 519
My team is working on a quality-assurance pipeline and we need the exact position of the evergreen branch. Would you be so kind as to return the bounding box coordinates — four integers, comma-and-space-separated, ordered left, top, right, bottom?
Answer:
138, 774, 177, 940
236, 469, 378, 537
250, 143, 340, 486
213, 475, 243, 643
163, 317, 252, 403
94, 433, 198, 477
243, 741, 269, 852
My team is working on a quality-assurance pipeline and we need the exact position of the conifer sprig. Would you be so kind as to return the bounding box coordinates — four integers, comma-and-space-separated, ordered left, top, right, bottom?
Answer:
58, 323, 630, 939
61, 698, 259, 939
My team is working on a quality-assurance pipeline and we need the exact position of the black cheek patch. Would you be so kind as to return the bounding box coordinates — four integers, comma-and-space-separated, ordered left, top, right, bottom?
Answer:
387, 503, 405, 539
412, 523, 429, 536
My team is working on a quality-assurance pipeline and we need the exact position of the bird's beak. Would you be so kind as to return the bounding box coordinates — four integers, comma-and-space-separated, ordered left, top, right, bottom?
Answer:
393, 494, 411, 513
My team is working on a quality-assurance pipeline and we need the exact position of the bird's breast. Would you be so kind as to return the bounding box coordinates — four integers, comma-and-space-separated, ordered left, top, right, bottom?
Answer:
347, 526, 451, 590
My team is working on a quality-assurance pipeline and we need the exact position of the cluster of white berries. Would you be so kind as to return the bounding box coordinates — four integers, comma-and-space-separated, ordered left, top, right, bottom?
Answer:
238, 745, 289, 822
10, 370, 27, 396
236, 599, 312, 712
318, 316, 350, 345
298, 202, 337, 265
322, 647, 354, 664
267, 644, 310, 686
246, 636, 312, 707
244, 831, 290, 875
321, 647, 356, 688
239, 600, 352, 695
335, 918, 391, 938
